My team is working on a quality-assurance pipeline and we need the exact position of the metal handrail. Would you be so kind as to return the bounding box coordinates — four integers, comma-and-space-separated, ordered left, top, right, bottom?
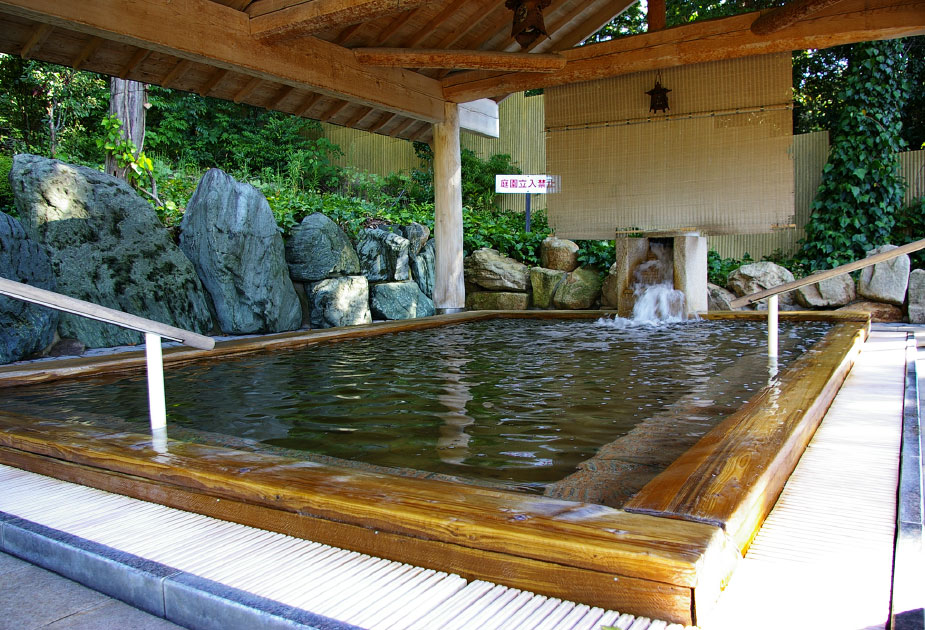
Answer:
0, 276, 214, 446
729, 237, 925, 308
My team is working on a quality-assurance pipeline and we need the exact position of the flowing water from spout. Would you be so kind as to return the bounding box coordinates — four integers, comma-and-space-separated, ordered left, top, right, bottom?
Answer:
600, 242, 690, 327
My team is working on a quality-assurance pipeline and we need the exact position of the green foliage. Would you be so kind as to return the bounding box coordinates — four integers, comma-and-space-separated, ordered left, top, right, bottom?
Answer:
891, 196, 925, 269
575, 240, 614, 270
0, 55, 108, 162
707, 249, 753, 287
0, 153, 14, 217
145, 87, 342, 187
97, 114, 154, 189
798, 40, 909, 272
407, 144, 522, 211
463, 207, 549, 266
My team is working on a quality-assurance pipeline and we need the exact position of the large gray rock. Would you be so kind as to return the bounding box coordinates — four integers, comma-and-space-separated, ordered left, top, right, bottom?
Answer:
707, 283, 738, 311
795, 273, 856, 308
531, 267, 567, 309
11, 154, 213, 348
0, 211, 58, 363
358, 228, 410, 282
836, 300, 904, 322
181, 168, 301, 334
858, 244, 909, 306
370, 281, 435, 320
410, 238, 435, 299
309, 276, 371, 328
464, 248, 530, 291
727, 261, 796, 308
402, 222, 430, 257
285, 212, 360, 282
552, 267, 603, 309
540, 236, 579, 272
909, 269, 925, 324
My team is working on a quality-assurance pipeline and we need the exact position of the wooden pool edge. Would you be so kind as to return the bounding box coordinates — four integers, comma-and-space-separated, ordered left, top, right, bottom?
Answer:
0, 310, 870, 625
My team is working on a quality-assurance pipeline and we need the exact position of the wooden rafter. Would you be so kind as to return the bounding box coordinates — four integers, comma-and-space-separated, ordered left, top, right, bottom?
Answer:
371, 6, 421, 46
118, 48, 150, 79
0, 0, 445, 123
269, 84, 296, 109
294, 92, 323, 117
320, 99, 350, 120
751, 0, 850, 35
542, 0, 639, 52
388, 116, 417, 137
249, 0, 441, 44
199, 68, 230, 96
443, 0, 925, 102
354, 48, 567, 72
648, 0, 666, 32
72, 36, 103, 70
160, 58, 193, 87
344, 106, 374, 127
233, 76, 263, 102
367, 112, 397, 133
403, 1, 459, 48
19, 22, 51, 59
334, 21, 366, 45
434, 0, 499, 49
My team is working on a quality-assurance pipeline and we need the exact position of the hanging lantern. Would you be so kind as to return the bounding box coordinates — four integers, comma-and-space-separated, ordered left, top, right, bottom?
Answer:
646, 71, 671, 114
505, 0, 552, 49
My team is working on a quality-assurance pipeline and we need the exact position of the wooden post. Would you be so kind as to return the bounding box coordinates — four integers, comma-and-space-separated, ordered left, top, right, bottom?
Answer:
648, 0, 666, 32
144, 332, 167, 433
433, 101, 465, 313
767, 294, 779, 359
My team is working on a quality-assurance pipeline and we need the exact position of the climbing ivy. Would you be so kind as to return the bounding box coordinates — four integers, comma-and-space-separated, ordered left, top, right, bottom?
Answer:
798, 40, 910, 271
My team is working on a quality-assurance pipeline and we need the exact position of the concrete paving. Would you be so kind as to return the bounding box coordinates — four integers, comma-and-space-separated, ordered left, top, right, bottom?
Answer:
0, 551, 185, 630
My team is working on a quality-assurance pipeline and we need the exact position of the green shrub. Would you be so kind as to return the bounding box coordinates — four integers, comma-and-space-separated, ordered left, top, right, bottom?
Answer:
707, 250, 753, 287
891, 196, 925, 269
0, 153, 14, 216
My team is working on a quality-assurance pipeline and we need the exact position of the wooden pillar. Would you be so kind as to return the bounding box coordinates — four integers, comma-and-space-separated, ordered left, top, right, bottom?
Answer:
433, 102, 465, 313
648, 0, 666, 32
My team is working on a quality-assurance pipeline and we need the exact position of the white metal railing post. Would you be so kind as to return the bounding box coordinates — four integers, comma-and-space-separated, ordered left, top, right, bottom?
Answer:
144, 332, 167, 432
768, 294, 779, 359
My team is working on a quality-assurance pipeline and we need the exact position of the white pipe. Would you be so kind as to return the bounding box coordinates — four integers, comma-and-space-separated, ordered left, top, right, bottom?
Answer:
768, 294, 779, 359
145, 332, 167, 432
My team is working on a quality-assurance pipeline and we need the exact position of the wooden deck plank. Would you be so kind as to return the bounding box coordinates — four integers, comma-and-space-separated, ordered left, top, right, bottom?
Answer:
702, 329, 905, 630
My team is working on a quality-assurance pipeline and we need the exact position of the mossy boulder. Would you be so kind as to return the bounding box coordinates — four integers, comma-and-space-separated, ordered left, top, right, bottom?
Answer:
552, 267, 603, 309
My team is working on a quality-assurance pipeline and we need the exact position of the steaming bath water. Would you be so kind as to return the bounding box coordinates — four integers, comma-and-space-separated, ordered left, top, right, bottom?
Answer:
3, 318, 830, 494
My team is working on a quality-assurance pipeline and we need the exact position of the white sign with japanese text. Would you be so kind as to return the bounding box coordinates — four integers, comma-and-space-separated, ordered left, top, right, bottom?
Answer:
495, 175, 558, 194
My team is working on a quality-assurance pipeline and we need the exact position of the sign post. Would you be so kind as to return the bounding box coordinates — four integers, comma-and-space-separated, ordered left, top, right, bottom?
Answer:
495, 175, 557, 233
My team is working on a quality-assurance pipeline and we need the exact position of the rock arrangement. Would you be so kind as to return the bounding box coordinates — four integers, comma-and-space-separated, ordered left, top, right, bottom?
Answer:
711, 244, 923, 323
0, 156, 440, 364
464, 237, 603, 311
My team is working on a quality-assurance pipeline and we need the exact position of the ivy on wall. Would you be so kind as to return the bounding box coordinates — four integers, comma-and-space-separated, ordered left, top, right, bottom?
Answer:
798, 40, 910, 271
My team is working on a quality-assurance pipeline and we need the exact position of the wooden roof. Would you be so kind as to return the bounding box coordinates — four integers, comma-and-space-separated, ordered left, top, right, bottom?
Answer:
0, 0, 922, 143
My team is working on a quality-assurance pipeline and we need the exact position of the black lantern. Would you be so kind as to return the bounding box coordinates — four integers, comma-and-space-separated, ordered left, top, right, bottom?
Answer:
646, 72, 671, 113
505, 0, 552, 49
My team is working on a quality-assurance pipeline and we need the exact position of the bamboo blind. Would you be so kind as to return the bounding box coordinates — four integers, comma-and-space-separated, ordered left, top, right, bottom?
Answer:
545, 53, 794, 239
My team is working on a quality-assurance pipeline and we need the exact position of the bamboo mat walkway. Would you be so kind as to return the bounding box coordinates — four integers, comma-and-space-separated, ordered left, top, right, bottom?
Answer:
705, 328, 907, 630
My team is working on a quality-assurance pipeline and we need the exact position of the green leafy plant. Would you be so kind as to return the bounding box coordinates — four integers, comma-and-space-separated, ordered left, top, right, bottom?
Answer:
798, 40, 910, 271
891, 196, 925, 269
707, 249, 754, 287
97, 114, 154, 189
0, 153, 14, 216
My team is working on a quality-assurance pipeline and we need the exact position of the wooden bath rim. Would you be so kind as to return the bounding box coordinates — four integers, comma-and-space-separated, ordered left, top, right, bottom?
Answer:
0, 310, 870, 625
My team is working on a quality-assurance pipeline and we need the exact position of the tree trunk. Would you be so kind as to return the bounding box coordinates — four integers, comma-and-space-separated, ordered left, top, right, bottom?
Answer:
106, 78, 146, 179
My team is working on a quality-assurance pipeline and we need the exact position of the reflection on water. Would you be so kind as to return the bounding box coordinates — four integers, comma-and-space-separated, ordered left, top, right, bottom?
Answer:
3, 319, 830, 492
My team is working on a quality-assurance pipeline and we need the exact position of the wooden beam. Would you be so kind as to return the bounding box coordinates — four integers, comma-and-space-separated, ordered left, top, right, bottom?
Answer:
0, 0, 445, 123
333, 21, 366, 45
433, 101, 464, 313
354, 48, 567, 72
198, 68, 229, 97
432, 0, 498, 49
19, 22, 51, 59
751, 0, 850, 35
249, 0, 440, 44
72, 36, 103, 70
388, 116, 418, 137
443, 0, 925, 102
118, 47, 150, 79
